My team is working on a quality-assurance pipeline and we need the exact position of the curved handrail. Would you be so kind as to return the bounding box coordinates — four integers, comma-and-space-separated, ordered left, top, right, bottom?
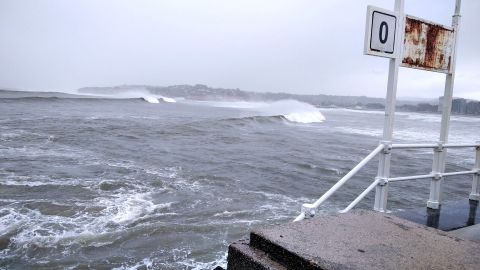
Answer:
294, 143, 385, 221
294, 142, 480, 222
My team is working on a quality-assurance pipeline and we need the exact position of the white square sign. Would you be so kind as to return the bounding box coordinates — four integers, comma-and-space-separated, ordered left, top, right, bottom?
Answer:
364, 6, 398, 58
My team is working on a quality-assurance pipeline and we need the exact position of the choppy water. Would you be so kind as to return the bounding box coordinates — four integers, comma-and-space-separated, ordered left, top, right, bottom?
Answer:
0, 95, 479, 269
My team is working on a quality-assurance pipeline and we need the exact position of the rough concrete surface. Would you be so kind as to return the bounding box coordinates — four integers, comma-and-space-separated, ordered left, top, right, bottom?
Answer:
247, 210, 480, 270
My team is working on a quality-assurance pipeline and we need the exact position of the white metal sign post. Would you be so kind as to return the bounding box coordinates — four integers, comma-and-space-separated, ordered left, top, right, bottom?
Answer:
428, 0, 462, 209
293, 0, 469, 222
365, 0, 405, 212
364, 0, 462, 211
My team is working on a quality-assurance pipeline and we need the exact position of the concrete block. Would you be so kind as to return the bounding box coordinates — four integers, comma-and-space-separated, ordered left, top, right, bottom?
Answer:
246, 210, 480, 270
227, 239, 286, 270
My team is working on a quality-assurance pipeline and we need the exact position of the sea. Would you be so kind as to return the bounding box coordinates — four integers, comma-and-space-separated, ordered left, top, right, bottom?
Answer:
0, 92, 479, 269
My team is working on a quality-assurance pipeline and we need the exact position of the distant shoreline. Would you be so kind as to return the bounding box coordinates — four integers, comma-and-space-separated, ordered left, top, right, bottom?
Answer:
2, 85, 480, 116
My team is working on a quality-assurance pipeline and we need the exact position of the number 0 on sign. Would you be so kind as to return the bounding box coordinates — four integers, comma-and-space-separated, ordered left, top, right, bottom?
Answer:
364, 6, 398, 58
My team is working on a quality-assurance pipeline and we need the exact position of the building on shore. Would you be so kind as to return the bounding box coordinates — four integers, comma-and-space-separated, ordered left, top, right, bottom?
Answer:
438, 96, 480, 115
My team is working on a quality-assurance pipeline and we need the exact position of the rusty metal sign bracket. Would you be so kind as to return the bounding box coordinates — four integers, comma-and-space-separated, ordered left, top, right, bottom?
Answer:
401, 15, 456, 74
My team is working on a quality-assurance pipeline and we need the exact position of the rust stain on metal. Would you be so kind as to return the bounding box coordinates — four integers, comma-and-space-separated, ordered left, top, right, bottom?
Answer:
401, 16, 454, 73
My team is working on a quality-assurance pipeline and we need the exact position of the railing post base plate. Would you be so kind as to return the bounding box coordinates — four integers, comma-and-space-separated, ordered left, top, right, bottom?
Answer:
373, 183, 389, 212
373, 207, 390, 213
469, 194, 480, 201
427, 200, 440, 209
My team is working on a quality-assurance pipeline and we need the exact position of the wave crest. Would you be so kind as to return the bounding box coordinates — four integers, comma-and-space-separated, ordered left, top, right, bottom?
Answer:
199, 99, 326, 124
76, 87, 177, 104
142, 96, 159, 103
284, 111, 325, 123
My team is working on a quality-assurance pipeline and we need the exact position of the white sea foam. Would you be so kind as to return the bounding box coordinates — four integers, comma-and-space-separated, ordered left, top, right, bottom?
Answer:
0, 132, 24, 140
159, 96, 176, 103
335, 127, 382, 137
111, 258, 154, 270
3, 179, 68, 187
284, 111, 326, 123
141, 96, 159, 104
451, 115, 480, 123
109, 193, 157, 224
335, 126, 440, 142
213, 210, 250, 217
242, 190, 322, 220
142, 96, 177, 103
335, 124, 477, 145
145, 166, 181, 179
0, 129, 54, 142
0, 145, 84, 159
113, 248, 227, 270
0, 209, 28, 236
398, 112, 440, 123
1, 191, 173, 250
0, 170, 88, 187
320, 108, 384, 114
178, 251, 227, 270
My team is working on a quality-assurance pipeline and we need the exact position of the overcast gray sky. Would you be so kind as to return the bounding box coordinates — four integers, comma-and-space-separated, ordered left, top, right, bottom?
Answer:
0, 0, 479, 99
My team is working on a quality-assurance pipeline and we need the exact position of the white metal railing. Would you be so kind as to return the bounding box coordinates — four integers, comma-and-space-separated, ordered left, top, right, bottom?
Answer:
294, 141, 480, 222
293, 0, 473, 223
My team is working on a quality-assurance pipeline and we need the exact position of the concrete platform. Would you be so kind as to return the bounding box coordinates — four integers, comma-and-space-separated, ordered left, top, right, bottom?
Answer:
227, 210, 480, 270
393, 200, 480, 231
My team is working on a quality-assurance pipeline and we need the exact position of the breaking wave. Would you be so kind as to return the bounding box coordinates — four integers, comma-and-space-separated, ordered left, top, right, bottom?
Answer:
198, 100, 326, 124
141, 96, 177, 104
283, 110, 325, 123
142, 96, 160, 104
0, 89, 176, 104
93, 89, 177, 104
